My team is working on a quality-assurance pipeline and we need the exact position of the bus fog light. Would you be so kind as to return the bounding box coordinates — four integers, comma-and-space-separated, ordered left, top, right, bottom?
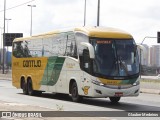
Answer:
134, 89, 139, 94
95, 89, 102, 94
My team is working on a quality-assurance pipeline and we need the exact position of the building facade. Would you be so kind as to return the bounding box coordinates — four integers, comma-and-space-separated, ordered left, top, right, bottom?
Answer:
150, 45, 160, 67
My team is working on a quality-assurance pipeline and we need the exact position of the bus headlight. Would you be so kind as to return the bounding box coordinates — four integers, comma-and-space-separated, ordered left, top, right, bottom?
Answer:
92, 80, 104, 86
133, 80, 140, 86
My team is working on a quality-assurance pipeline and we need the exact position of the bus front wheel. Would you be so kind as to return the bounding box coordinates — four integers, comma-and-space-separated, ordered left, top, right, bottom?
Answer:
109, 97, 121, 103
71, 82, 82, 102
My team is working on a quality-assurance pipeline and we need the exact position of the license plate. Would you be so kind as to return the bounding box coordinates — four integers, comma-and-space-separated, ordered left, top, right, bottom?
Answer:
115, 92, 123, 97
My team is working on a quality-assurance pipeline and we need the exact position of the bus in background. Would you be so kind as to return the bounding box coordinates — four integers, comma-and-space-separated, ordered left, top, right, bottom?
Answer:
12, 27, 140, 103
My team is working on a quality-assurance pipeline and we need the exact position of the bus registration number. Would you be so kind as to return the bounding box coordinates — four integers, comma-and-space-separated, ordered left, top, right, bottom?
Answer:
115, 92, 123, 97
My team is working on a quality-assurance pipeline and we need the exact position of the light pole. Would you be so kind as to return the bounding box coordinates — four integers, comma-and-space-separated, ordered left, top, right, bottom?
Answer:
27, 5, 36, 36
84, 0, 86, 26
5, 18, 12, 33
97, 0, 100, 26
5, 18, 11, 67
0, 27, 3, 49
3, 0, 6, 74
0, 27, 3, 66
141, 36, 157, 45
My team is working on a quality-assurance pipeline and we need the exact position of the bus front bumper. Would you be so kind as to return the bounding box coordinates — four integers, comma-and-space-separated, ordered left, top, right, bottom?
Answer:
92, 84, 140, 98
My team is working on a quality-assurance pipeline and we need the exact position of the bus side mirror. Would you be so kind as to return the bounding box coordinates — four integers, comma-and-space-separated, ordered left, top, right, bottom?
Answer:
82, 49, 91, 73
80, 42, 95, 59
83, 49, 90, 69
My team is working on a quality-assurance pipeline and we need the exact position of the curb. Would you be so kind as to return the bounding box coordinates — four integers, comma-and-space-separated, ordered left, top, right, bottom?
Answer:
140, 88, 160, 95
0, 77, 11, 81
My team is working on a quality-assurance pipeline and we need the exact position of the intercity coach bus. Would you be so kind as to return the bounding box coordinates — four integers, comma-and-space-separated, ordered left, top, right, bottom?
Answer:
12, 27, 140, 103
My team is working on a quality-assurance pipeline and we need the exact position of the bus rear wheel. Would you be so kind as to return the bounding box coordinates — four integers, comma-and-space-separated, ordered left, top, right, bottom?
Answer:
71, 82, 82, 102
109, 97, 121, 103
22, 80, 28, 95
28, 80, 35, 96
27, 79, 42, 96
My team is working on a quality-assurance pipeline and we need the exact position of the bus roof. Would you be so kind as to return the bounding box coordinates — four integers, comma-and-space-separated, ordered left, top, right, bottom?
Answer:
74, 27, 133, 39
13, 26, 133, 42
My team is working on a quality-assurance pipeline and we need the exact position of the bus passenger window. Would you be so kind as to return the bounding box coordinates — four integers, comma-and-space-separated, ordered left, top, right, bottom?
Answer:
13, 42, 24, 58
65, 32, 77, 58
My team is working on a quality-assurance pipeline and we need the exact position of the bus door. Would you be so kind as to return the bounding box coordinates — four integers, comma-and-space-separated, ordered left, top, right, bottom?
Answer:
81, 49, 92, 96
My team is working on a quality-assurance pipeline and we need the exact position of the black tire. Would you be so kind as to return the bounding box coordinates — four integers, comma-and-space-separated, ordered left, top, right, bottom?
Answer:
109, 97, 121, 103
35, 91, 42, 96
71, 82, 83, 102
22, 80, 28, 95
28, 80, 35, 96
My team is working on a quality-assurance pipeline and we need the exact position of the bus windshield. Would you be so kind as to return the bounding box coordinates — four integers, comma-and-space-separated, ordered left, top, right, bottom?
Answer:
90, 38, 139, 79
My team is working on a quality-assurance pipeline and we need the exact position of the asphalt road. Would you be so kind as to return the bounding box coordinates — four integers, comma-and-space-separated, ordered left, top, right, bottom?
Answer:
0, 80, 160, 120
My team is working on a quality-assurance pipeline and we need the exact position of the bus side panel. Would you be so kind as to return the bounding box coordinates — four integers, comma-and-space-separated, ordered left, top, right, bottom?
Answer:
12, 69, 23, 89
12, 56, 48, 90
55, 70, 67, 93
40, 56, 65, 92
60, 57, 84, 95
12, 56, 25, 89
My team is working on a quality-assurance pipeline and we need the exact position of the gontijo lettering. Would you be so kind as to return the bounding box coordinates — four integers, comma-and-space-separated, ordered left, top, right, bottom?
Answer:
23, 60, 41, 67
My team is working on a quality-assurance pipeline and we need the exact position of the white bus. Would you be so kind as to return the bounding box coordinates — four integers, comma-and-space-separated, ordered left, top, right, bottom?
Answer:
12, 27, 140, 103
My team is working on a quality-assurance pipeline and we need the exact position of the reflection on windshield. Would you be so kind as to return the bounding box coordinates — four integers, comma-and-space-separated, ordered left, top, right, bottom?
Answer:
91, 38, 139, 78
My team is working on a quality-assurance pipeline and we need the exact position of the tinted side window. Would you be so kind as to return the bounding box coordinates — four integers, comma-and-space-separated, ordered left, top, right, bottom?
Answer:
24, 39, 42, 57
13, 41, 24, 58
13, 32, 78, 58
65, 32, 77, 58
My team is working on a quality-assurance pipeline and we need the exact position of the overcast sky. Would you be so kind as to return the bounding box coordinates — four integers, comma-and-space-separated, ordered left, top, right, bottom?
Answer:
0, 0, 160, 45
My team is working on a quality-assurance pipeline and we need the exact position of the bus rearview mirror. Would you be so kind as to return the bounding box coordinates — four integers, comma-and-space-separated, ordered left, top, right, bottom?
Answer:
80, 42, 95, 59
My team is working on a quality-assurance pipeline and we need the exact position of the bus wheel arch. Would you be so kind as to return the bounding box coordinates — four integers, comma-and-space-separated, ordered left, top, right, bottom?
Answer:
69, 79, 83, 102
20, 76, 28, 95
69, 79, 75, 94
